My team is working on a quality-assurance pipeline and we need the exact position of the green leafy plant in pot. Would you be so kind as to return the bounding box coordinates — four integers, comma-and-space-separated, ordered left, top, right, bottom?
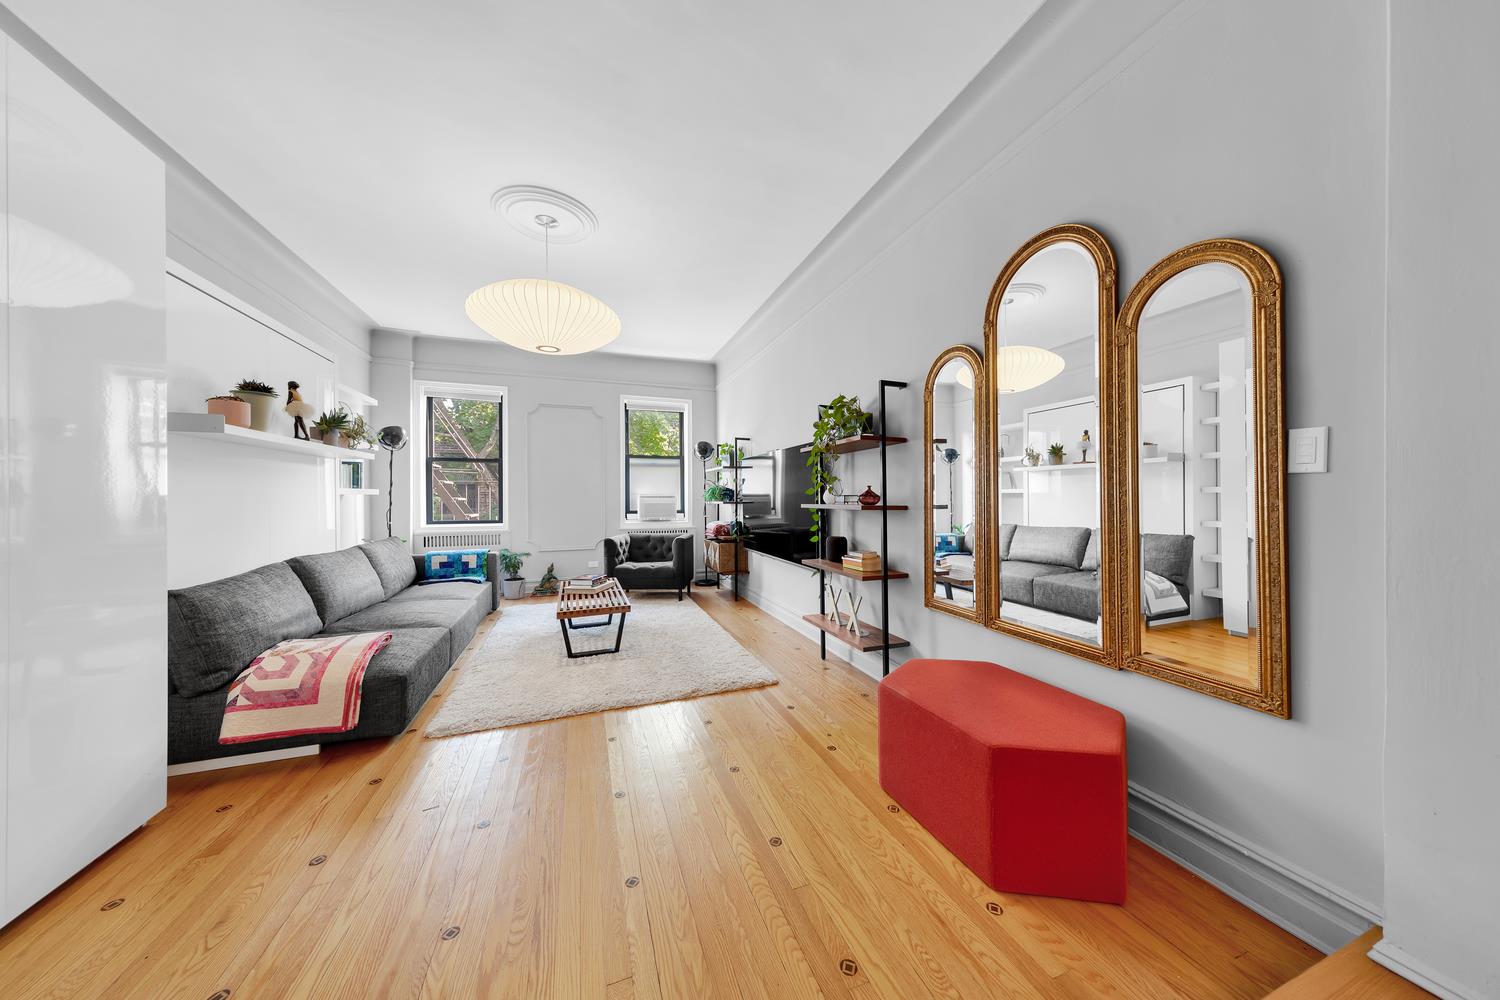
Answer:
313, 408, 353, 448
232, 378, 280, 432
497, 548, 530, 600
1047, 442, 1066, 465
805, 393, 872, 552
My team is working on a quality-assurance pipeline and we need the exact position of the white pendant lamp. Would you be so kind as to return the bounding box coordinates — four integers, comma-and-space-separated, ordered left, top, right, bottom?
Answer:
465, 214, 620, 355
995, 344, 1064, 394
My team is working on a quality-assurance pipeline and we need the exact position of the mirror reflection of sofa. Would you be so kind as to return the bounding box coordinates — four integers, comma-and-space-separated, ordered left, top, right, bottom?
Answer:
996, 525, 1193, 623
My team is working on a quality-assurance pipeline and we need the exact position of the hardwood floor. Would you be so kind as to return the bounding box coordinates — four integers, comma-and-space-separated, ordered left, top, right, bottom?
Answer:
1267, 929, 1436, 999
1142, 617, 1258, 686
0, 589, 1330, 999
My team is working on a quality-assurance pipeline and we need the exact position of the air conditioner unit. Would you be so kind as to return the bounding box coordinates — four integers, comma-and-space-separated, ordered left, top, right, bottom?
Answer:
637, 494, 679, 521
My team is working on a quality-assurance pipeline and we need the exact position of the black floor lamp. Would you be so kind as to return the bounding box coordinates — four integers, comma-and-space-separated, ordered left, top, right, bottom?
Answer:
378, 425, 409, 539
694, 440, 719, 586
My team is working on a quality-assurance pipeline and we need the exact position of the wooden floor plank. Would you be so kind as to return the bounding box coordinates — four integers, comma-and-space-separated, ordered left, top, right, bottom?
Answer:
0, 592, 1333, 1000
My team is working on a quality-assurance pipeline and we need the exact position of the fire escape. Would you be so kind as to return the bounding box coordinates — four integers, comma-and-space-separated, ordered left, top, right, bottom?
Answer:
431, 404, 500, 521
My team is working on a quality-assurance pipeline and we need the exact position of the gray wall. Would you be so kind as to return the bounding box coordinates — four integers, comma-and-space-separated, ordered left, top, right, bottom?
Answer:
716, 0, 1387, 934
1379, 3, 1498, 997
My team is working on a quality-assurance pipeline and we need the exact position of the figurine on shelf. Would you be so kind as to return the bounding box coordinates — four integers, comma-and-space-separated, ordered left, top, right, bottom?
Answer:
857, 485, 881, 507
846, 592, 867, 638
285, 381, 316, 441
532, 563, 560, 596
1078, 429, 1093, 463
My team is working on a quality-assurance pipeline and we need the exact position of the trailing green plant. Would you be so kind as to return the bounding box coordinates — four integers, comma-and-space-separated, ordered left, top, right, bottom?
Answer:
804, 393, 872, 544
313, 408, 353, 434
233, 378, 278, 397
496, 548, 530, 580
716, 442, 745, 467
344, 412, 375, 449
704, 483, 726, 502
1047, 442, 1066, 462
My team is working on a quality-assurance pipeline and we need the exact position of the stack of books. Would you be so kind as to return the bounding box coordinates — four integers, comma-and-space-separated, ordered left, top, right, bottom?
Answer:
563, 574, 611, 593
842, 551, 882, 574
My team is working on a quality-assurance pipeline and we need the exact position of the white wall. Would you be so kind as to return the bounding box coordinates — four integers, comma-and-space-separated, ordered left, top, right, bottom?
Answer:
372, 331, 717, 582
1377, 2, 1499, 997
717, 0, 1388, 945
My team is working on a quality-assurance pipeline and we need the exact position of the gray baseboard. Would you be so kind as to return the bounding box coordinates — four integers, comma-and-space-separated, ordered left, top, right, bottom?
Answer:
1128, 782, 1379, 954
1368, 939, 1478, 1000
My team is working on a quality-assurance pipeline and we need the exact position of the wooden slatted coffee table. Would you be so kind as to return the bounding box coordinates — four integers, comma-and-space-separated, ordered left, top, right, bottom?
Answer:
555, 579, 631, 658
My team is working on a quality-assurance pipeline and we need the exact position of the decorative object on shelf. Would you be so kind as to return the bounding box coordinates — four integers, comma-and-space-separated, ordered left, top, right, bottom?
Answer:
823, 534, 848, 563
694, 441, 719, 586
1141, 441, 1162, 459
844, 592, 867, 637
704, 483, 726, 502
1078, 430, 1093, 463
805, 393, 872, 544
344, 412, 376, 450
1025, 446, 1041, 466
825, 583, 846, 627
465, 210, 620, 355
377, 425, 409, 538
496, 548, 530, 600
716, 441, 745, 467
285, 381, 317, 440
532, 564, 560, 596
232, 378, 279, 432
205, 395, 251, 429
857, 485, 881, 507
706, 520, 731, 537
1047, 442, 1066, 466
999, 432, 1011, 457
312, 407, 352, 448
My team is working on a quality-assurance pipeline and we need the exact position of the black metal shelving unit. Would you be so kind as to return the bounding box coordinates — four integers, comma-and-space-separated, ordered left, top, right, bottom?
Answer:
705, 435, 750, 602
799, 380, 909, 676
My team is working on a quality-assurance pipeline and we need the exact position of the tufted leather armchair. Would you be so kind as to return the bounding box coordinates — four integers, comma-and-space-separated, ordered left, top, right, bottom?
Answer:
603, 532, 695, 600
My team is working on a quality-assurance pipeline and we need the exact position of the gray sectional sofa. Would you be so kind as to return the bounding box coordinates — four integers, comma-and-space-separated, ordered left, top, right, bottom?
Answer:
167, 539, 497, 765
997, 524, 1193, 622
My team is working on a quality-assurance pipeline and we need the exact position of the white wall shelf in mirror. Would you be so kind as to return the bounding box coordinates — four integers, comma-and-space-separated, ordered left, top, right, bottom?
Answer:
169, 412, 376, 461
336, 383, 379, 408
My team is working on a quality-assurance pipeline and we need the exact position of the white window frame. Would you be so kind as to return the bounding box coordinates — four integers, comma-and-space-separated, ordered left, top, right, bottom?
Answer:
414, 380, 510, 532
621, 394, 692, 527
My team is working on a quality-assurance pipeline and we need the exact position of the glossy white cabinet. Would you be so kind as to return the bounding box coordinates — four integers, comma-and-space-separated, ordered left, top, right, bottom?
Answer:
1, 35, 166, 926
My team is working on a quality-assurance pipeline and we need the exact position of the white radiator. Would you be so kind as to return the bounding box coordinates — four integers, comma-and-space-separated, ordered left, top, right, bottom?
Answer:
416, 530, 506, 551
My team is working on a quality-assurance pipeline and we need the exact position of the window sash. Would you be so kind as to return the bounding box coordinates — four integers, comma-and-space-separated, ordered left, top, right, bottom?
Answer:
426, 394, 504, 525
624, 405, 685, 516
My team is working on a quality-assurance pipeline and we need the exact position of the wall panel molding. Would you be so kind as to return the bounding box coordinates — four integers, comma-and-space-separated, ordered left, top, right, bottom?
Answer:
525, 403, 607, 552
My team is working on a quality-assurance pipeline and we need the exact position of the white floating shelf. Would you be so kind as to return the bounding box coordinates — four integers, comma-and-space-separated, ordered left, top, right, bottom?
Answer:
1201, 554, 1223, 564
1201, 416, 1222, 426
1202, 587, 1224, 598
999, 455, 1024, 464
1014, 462, 1098, 473
1202, 519, 1223, 528
339, 487, 380, 496
999, 488, 1024, 495
1140, 452, 1186, 465
1201, 485, 1223, 494
1202, 451, 1222, 459
1201, 381, 1225, 392
336, 383, 379, 408
169, 412, 376, 461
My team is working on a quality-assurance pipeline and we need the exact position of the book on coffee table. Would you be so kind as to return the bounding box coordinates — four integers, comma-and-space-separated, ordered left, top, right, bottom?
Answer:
563, 575, 612, 593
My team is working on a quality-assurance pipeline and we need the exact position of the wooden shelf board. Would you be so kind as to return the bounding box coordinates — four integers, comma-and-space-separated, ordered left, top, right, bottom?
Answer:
800, 503, 909, 511
798, 434, 907, 455
800, 558, 909, 582
802, 613, 910, 652
169, 412, 376, 461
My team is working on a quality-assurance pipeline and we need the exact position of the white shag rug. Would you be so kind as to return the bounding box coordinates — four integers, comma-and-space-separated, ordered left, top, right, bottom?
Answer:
999, 601, 1102, 644
425, 597, 778, 737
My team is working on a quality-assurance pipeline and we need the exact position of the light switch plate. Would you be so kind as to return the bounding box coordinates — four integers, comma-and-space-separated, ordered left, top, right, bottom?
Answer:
1288, 426, 1328, 473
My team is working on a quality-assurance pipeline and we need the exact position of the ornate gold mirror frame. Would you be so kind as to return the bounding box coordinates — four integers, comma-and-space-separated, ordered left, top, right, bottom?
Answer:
981, 224, 1120, 667
923, 345, 987, 624
1115, 239, 1289, 716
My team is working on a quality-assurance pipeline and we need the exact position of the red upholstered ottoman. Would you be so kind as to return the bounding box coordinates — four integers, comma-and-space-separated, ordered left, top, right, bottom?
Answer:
878, 658, 1127, 903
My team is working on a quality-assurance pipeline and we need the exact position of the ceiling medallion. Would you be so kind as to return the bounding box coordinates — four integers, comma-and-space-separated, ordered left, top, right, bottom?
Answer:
1002, 282, 1046, 306
490, 185, 599, 244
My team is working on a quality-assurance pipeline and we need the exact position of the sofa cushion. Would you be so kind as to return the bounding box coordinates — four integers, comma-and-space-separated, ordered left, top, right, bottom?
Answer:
998, 522, 1017, 559
1142, 533, 1195, 586
168, 627, 451, 764
630, 533, 681, 563
394, 580, 488, 601
323, 596, 486, 660
422, 549, 488, 582
999, 560, 1072, 606
1032, 571, 1101, 622
1007, 526, 1092, 569
614, 560, 677, 588
287, 548, 386, 626
168, 562, 322, 697
1080, 530, 1100, 572
359, 537, 418, 599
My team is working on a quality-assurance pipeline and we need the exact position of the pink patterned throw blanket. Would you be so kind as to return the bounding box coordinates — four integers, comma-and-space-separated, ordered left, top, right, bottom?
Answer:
219, 631, 393, 744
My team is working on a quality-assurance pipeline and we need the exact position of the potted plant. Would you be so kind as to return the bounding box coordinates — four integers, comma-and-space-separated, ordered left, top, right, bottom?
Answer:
344, 412, 375, 450
496, 548, 530, 599
1024, 446, 1041, 467
312, 408, 353, 447
1047, 442, 1066, 465
231, 378, 280, 431
205, 394, 251, 428
805, 393, 872, 549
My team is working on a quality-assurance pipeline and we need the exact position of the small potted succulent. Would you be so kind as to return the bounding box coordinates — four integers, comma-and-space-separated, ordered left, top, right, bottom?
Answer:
1047, 442, 1066, 466
1024, 446, 1041, 467
312, 408, 352, 447
205, 394, 251, 428
232, 378, 279, 431
496, 548, 530, 599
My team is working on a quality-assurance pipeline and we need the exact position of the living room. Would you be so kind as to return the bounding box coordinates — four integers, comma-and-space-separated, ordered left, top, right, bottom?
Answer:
0, 2, 1493, 998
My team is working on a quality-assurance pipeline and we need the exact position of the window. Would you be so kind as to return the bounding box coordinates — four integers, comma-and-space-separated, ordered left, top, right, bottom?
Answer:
623, 398, 688, 520
424, 389, 504, 525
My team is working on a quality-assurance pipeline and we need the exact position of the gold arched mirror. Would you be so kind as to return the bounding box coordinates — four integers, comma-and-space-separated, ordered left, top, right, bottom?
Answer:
924, 346, 986, 622
982, 224, 1118, 667
1116, 239, 1288, 716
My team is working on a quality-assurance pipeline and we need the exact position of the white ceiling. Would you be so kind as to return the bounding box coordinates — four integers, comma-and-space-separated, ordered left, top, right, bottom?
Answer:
11, 0, 1043, 360
1000, 241, 1100, 352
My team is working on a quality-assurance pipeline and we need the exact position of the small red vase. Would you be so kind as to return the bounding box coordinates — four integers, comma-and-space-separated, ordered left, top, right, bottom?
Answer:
857, 485, 881, 507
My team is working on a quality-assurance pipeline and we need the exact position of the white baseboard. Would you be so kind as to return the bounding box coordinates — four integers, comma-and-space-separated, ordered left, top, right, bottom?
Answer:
167, 744, 320, 776
1368, 939, 1481, 1000
1128, 782, 1378, 953
739, 565, 888, 681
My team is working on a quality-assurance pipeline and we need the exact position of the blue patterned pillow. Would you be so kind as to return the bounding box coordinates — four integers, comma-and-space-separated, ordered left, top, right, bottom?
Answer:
423, 549, 487, 583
